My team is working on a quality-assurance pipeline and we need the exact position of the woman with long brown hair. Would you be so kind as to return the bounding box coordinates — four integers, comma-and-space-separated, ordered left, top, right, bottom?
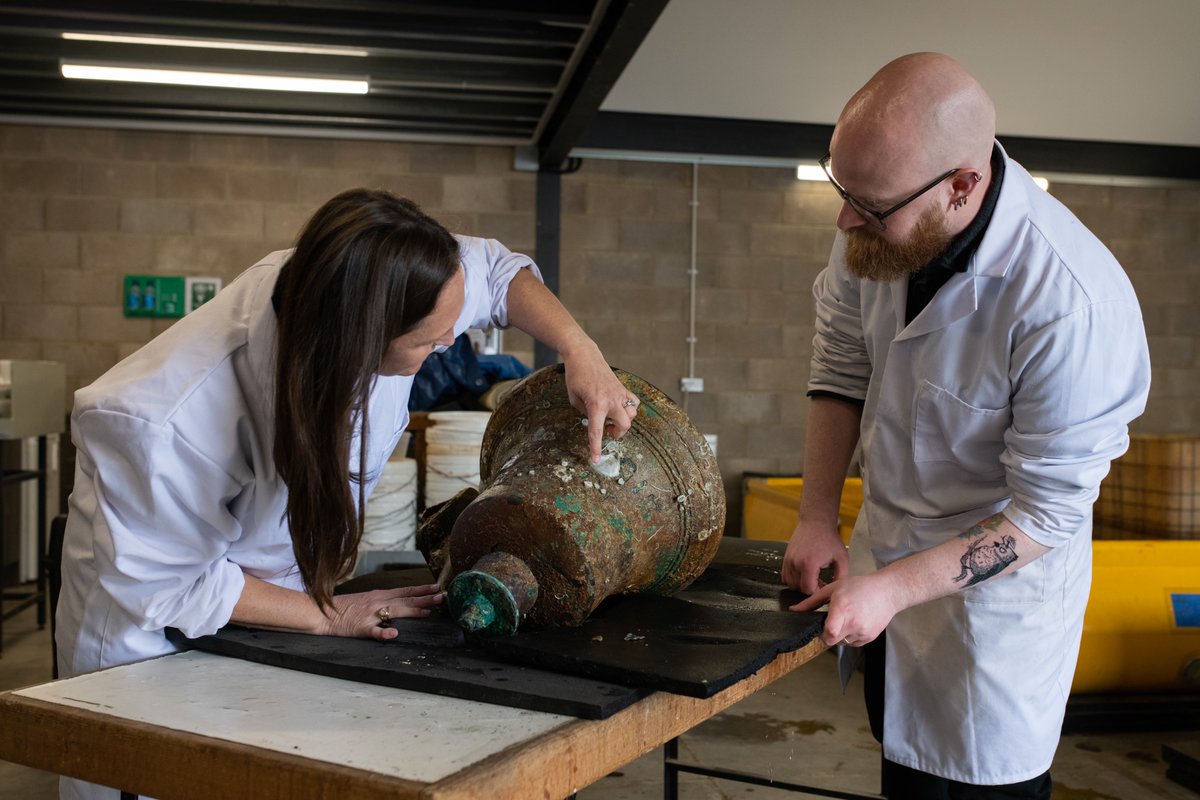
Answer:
56, 188, 636, 699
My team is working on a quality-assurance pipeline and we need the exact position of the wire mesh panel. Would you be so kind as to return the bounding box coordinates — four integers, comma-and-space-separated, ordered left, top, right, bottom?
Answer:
1094, 435, 1200, 539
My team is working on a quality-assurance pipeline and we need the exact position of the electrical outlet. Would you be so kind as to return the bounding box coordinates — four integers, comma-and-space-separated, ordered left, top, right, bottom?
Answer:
680, 377, 704, 393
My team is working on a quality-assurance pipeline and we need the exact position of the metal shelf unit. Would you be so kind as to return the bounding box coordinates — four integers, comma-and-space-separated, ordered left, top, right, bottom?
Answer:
0, 435, 47, 657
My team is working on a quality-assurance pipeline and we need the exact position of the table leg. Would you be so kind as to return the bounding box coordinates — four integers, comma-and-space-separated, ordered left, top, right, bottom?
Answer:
663, 737, 679, 800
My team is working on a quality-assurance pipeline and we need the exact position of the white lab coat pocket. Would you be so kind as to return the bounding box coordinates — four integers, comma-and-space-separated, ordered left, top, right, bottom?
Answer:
904, 503, 1007, 553
912, 380, 1008, 479
960, 554, 1046, 606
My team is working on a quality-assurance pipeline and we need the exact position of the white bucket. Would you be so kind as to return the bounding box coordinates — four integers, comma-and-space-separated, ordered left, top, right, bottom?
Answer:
427, 410, 491, 430
425, 411, 489, 506
361, 458, 418, 550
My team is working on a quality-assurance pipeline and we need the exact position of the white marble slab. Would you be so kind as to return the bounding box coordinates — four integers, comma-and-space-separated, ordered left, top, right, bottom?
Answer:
17, 651, 572, 784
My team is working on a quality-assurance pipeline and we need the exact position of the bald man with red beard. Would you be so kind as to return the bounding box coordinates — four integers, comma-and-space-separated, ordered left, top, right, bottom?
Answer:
783, 53, 1151, 799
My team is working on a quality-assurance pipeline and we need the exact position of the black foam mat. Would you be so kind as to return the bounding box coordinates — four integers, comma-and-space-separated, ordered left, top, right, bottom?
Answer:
173, 538, 825, 718
483, 594, 822, 698
166, 622, 645, 720
478, 539, 825, 697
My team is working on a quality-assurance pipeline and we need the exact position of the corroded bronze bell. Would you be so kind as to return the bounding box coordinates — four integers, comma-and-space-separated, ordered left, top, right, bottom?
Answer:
417, 365, 725, 635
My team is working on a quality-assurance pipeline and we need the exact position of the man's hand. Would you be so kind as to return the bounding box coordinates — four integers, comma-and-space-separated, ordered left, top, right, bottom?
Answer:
790, 573, 899, 648
790, 512, 1053, 648
782, 521, 848, 594
783, 520, 897, 649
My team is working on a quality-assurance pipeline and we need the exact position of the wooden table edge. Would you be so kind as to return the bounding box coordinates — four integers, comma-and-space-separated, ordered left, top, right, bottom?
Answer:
423, 637, 828, 800
0, 692, 428, 800
0, 638, 827, 800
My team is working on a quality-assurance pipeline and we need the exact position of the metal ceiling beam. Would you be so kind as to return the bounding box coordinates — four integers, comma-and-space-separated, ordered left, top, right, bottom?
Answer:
1, 102, 535, 139
0, 15, 577, 62
580, 111, 1200, 182
255, 0, 599, 25
0, 1, 616, 144
535, 0, 667, 170
0, 78, 545, 124
0, 2, 591, 48
2, 36, 566, 92
579, 112, 834, 161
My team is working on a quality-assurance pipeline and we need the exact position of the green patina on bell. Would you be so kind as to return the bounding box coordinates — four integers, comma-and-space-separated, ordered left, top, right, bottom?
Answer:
446, 551, 538, 635
418, 364, 725, 635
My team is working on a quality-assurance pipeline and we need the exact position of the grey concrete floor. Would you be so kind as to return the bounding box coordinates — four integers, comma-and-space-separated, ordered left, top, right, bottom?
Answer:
0, 594, 60, 799
1, 593, 1196, 800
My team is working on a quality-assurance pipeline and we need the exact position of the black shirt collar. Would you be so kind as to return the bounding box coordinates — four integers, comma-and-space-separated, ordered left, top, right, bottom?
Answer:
905, 143, 1005, 324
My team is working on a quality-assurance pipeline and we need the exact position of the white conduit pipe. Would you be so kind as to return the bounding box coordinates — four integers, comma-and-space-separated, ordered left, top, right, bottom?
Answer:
684, 160, 699, 413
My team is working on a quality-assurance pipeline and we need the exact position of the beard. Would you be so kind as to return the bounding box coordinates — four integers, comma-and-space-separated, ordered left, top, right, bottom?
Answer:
844, 204, 953, 282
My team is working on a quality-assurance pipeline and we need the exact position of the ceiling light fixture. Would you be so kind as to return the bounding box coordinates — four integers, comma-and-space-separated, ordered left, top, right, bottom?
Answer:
62, 32, 368, 58
795, 164, 825, 181
61, 63, 369, 94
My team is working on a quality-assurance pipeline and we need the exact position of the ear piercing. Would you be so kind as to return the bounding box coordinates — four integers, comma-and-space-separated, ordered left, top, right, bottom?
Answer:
954, 173, 982, 209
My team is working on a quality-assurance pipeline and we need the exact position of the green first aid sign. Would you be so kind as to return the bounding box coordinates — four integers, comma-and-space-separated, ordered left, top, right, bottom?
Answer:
123, 275, 185, 318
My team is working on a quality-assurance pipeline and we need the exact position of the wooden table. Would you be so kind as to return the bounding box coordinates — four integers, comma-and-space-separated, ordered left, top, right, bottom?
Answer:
0, 640, 826, 800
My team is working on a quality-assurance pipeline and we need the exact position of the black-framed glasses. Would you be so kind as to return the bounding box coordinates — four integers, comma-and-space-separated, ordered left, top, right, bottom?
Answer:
819, 153, 959, 230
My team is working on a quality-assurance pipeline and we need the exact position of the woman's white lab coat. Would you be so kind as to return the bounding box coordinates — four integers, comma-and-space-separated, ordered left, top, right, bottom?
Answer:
58, 235, 539, 679
808, 148, 1150, 784
57, 237, 539, 800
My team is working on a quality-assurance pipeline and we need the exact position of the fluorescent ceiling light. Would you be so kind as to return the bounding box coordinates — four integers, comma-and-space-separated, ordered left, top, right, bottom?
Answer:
796, 164, 826, 181
62, 32, 368, 58
1032, 176, 1050, 191
61, 63, 368, 94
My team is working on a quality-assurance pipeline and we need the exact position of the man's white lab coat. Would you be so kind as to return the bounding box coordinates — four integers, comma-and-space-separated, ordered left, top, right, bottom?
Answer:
809, 149, 1151, 784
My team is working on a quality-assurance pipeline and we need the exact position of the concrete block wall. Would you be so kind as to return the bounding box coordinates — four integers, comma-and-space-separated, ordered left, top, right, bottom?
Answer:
0, 125, 537, 399
559, 160, 841, 516
559, 161, 1200, 528
1045, 182, 1200, 433
3, 122, 1198, 531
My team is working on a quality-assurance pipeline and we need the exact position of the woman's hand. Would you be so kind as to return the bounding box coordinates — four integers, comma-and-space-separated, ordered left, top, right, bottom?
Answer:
233, 574, 443, 640
501, 270, 635, 463
319, 584, 445, 641
562, 343, 640, 462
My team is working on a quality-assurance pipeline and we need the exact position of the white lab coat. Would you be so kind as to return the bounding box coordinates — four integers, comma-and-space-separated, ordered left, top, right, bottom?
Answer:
56, 235, 538, 800
809, 147, 1150, 784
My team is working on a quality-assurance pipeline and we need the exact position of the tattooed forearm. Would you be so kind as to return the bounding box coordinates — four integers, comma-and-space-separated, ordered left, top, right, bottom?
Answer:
953, 528, 1018, 587
958, 513, 1006, 540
